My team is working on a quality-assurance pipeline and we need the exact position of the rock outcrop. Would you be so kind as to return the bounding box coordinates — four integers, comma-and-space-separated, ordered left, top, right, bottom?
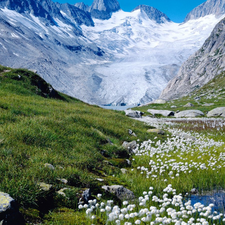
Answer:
102, 185, 135, 200
160, 17, 225, 100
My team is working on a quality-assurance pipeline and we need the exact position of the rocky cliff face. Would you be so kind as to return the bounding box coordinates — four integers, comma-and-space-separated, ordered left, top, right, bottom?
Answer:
59, 3, 94, 27
184, 0, 225, 22
89, 0, 120, 20
132, 5, 170, 23
0, 0, 94, 27
75, 2, 90, 12
160, 17, 225, 100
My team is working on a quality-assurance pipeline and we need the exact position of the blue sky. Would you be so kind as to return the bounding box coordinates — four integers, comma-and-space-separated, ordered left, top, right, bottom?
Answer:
53, 0, 206, 22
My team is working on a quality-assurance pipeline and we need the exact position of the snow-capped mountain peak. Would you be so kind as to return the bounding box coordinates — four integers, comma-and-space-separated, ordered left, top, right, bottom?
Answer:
132, 5, 171, 24
89, 0, 120, 20
90, 0, 120, 12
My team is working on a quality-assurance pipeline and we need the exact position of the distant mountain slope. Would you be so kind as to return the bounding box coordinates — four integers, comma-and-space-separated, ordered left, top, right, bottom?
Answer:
184, 0, 225, 22
132, 5, 170, 24
160, 17, 225, 100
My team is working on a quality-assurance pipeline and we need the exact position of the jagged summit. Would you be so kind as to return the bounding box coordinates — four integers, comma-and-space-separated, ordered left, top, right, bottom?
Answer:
184, 0, 225, 22
132, 5, 170, 24
89, 0, 120, 20
90, 0, 120, 12
75, 2, 90, 12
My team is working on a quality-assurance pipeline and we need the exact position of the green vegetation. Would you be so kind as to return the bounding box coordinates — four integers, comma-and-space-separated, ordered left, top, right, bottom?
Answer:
0, 66, 161, 224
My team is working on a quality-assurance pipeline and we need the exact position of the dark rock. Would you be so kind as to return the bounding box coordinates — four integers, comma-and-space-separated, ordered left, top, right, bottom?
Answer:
102, 185, 135, 200
82, 189, 91, 203
122, 141, 137, 154
125, 109, 144, 118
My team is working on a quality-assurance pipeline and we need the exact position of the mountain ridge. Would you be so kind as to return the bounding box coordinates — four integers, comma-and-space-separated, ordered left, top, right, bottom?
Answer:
184, 0, 225, 22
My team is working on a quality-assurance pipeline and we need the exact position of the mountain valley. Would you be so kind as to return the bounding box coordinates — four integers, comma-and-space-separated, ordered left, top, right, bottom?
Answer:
0, 0, 224, 105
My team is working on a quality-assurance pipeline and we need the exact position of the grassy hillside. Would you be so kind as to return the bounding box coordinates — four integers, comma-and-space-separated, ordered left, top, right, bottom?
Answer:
1, 66, 225, 225
0, 65, 164, 224
135, 71, 225, 114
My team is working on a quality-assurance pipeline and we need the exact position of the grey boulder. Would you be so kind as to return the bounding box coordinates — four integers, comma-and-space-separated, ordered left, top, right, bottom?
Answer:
175, 110, 204, 118
147, 109, 174, 117
207, 107, 225, 117
102, 185, 135, 200
122, 141, 137, 154
125, 110, 144, 118
183, 102, 194, 107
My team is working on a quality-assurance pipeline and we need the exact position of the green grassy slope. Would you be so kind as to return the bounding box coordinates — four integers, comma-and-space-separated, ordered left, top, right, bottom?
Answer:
0, 65, 162, 223
135, 72, 225, 114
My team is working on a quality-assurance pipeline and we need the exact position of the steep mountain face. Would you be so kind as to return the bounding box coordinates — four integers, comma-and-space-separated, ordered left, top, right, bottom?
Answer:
75, 2, 90, 12
59, 3, 94, 26
0, 0, 64, 25
89, 0, 120, 20
160, 17, 225, 100
132, 5, 170, 24
184, 0, 225, 22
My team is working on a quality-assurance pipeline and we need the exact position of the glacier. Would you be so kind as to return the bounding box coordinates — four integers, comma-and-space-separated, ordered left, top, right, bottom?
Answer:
81, 9, 224, 105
